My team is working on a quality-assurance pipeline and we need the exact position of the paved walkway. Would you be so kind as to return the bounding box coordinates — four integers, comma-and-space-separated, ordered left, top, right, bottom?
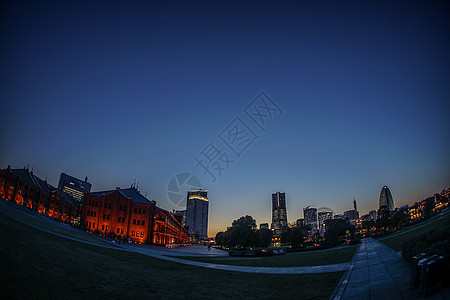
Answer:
333, 238, 418, 300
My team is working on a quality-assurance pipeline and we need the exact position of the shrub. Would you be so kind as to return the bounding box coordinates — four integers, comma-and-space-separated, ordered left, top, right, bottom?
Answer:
402, 220, 450, 264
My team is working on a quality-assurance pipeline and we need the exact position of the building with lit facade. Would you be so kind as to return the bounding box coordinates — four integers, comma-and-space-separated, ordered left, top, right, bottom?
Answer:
81, 186, 189, 245
185, 190, 209, 238
303, 206, 318, 230
379, 185, 394, 211
0, 166, 80, 224
58, 173, 91, 202
271, 192, 288, 235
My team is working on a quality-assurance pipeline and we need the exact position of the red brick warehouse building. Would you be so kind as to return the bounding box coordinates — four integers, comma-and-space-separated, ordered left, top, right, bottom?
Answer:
0, 166, 81, 224
81, 186, 189, 245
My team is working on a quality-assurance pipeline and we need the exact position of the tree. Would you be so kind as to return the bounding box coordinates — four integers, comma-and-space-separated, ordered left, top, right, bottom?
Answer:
281, 227, 304, 248
376, 205, 391, 229
391, 208, 409, 228
423, 197, 435, 219
215, 231, 225, 247
324, 219, 349, 245
225, 215, 258, 248
256, 229, 273, 248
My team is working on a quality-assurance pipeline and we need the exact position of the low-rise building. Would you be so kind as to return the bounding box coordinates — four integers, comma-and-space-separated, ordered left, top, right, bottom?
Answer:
81, 186, 189, 245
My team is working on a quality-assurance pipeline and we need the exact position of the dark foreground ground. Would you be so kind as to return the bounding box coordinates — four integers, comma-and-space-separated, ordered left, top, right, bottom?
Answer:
0, 212, 342, 299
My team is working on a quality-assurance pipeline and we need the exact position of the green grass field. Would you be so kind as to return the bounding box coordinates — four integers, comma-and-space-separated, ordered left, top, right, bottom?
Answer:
0, 199, 114, 247
177, 246, 356, 267
380, 212, 450, 251
0, 211, 343, 299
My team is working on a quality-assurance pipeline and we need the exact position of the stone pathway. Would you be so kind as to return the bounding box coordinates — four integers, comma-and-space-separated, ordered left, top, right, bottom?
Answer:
333, 238, 419, 300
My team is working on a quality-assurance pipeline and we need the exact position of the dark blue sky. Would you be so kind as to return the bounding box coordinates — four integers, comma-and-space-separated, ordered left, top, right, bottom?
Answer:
1, 1, 449, 235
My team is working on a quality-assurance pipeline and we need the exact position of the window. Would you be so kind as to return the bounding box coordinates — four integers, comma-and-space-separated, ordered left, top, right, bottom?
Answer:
133, 219, 136, 225
134, 208, 137, 213
143, 209, 146, 214
117, 228, 120, 234
137, 220, 141, 225
92, 223, 95, 228
103, 214, 107, 220
141, 232, 144, 238
136, 232, 140, 237
132, 230, 135, 236
119, 206, 122, 211
118, 217, 121, 222
102, 225, 105, 230
142, 220, 145, 226
94, 212, 97, 217
108, 203, 111, 209
104, 203, 108, 209
106, 225, 108, 231
121, 229, 124, 234
139, 208, 142, 214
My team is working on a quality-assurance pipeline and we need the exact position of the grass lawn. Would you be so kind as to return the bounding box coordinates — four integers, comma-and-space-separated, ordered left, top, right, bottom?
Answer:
0, 213, 343, 299
0, 199, 114, 247
380, 212, 450, 251
177, 246, 357, 267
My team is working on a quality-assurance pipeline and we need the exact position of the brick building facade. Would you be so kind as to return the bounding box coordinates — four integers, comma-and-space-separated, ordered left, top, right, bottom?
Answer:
0, 166, 81, 224
81, 187, 189, 245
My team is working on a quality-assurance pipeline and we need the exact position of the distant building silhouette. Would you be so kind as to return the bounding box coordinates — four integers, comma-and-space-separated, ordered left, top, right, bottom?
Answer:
303, 206, 318, 230
379, 185, 394, 211
58, 173, 91, 202
318, 208, 334, 234
271, 192, 288, 235
185, 190, 209, 238
260, 223, 269, 230
344, 209, 359, 221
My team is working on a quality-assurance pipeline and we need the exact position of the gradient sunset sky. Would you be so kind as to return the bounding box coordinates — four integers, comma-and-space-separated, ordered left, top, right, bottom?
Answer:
1, 1, 449, 236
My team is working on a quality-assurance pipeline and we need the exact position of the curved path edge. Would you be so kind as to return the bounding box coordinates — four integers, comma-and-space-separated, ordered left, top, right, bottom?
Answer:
0, 204, 349, 275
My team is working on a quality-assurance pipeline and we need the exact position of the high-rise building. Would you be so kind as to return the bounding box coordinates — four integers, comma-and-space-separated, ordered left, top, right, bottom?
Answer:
303, 206, 318, 230
379, 185, 394, 211
58, 173, 91, 202
271, 192, 288, 235
185, 190, 209, 238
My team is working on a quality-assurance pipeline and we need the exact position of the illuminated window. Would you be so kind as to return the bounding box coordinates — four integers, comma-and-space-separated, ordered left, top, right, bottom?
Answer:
121, 229, 124, 234
132, 230, 135, 236
136, 232, 140, 237
141, 232, 144, 237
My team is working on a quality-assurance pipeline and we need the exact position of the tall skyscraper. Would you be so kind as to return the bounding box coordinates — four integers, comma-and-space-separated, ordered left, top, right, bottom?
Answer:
379, 185, 394, 211
271, 192, 288, 235
185, 190, 209, 238
58, 173, 91, 202
303, 206, 318, 230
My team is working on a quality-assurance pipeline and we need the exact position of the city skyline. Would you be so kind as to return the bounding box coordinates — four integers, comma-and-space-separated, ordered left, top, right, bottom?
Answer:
1, 1, 449, 236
